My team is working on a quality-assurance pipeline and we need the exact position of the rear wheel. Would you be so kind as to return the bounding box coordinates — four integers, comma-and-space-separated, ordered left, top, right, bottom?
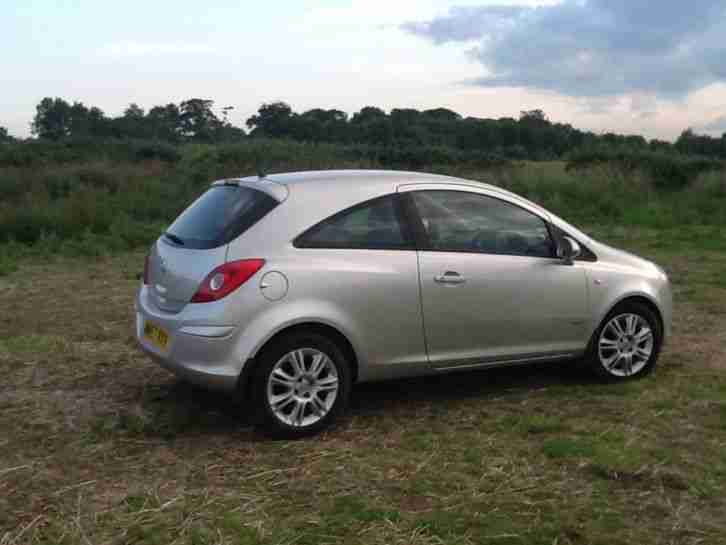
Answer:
252, 331, 351, 438
586, 301, 662, 381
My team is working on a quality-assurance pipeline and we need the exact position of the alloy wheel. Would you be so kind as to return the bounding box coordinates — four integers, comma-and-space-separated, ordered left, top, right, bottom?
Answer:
598, 313, 654, 377
266, 348, 339, 427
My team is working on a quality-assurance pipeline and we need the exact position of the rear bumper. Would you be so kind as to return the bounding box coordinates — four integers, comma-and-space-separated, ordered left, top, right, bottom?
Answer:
136, 332, 239, 391
134, 288, 243, 392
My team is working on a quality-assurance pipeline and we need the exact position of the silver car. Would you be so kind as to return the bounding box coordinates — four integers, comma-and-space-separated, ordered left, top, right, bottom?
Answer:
136, 170, 672, 437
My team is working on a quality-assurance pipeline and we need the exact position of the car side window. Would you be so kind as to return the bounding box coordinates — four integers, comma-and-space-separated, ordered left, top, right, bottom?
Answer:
295, 194, 411, 249
410, 190, 554, 258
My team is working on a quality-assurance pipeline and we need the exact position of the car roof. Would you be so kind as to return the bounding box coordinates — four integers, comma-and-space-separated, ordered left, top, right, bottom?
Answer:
265, 169, 450, 183
226, 169, 548, 217
237, 169, 503, 194
243, 169, 458, 188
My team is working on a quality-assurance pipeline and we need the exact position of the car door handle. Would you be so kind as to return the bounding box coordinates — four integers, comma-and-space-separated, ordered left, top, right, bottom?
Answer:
434, 271, 467, 285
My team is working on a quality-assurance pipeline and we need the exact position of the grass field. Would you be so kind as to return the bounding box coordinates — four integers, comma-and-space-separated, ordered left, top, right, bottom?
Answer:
1, 225, 725, 545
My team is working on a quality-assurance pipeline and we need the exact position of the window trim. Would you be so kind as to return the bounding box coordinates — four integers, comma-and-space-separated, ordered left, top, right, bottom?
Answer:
403, 189, 558, 259
293, 193, 415, 251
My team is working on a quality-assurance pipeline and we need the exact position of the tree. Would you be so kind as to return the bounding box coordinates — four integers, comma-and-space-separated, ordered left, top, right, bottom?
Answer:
124, 103, 144, 119
300, 108, 347, 124
31, 98, 111, 139
674, 128, 723, 156
675, 129, 696, 154
623, 135, 647, 149
422, 108, 461, 122
351, 106, 386, 125
246, 102, 294, 138
24, 96, 726, 161
68, 101, 90, 136
146, 103, 182, 142
32, 97, 73, 139
179, 98, 223, 141
0, 126, 13, 143
70, 103, 110, 137
498, 117, 521, 148
294, 109, 349, 142
519, 109, 549, 126
112, 103, 148, 139
420, 108, 461, 146
649, 139, 671, 152
390, 108, 421, 126
390, 109, 424, 144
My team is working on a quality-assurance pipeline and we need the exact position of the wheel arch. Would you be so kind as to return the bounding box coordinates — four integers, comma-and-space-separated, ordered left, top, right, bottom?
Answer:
593, 293, 665, 340
236, 321, 360, 399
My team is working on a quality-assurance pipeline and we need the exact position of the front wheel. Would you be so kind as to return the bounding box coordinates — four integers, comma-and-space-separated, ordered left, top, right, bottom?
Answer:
585, 301, 662, 381
252, 331, 351, 438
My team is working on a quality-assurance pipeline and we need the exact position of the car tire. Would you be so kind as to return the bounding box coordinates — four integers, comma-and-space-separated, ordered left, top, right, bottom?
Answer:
585, 300, 663, 381
251, 330, 352, 438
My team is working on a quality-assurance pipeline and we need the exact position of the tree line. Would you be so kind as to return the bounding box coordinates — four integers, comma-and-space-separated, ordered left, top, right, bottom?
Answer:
1, 97, 725, 161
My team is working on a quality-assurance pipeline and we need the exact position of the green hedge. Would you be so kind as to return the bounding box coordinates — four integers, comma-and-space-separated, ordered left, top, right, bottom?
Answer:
1, 140, 725, 256
566, 148, 724, 190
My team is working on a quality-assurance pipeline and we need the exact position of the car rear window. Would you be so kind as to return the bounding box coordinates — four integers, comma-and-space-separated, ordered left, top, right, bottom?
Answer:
294, 194, 411, 250
165, 185, 278, 249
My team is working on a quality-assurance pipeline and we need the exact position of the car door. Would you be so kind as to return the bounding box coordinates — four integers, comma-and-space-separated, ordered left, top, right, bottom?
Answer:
401, 186, 588, 368
292, 193, 428, 370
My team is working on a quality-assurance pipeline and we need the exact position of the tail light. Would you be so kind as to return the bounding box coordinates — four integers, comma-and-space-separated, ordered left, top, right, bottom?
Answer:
143, 255, 150, 285
191, 259, 265, 303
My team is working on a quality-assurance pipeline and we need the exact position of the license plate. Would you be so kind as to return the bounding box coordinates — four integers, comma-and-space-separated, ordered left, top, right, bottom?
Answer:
143, 321, 169, 351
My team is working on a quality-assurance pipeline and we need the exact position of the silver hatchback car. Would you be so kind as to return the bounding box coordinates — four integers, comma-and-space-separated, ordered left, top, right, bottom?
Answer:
136, 170, 672, 437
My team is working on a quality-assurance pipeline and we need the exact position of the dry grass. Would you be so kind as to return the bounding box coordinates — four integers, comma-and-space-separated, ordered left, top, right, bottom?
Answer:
1, 229, 725, 544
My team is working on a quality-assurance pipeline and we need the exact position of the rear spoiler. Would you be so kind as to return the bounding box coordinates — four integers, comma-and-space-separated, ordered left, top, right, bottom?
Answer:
211, 177, 289, 203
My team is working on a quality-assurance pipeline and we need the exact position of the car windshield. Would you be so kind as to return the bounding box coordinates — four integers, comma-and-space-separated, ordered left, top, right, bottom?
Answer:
165, 185, 278, 249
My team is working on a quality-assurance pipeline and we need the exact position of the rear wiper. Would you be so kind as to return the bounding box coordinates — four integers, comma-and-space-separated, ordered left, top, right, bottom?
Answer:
163, 232, 185, 246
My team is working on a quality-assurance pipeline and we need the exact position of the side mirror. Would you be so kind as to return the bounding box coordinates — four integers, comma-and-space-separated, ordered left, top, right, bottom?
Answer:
557, 236, 581, 263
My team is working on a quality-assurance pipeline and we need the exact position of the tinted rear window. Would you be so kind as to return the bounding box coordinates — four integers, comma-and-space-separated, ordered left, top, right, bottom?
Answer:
294, 194, 410, 250
165, 185, 278, 249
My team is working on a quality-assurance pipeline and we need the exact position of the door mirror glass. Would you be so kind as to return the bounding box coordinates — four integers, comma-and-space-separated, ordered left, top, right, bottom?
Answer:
558, 236, 582, 262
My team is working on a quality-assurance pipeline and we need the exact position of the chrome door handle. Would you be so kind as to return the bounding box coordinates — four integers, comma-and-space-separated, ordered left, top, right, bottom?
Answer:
434, 271, 466, 284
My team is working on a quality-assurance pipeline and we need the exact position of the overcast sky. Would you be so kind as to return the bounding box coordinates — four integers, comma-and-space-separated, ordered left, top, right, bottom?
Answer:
3, 0, 726, 140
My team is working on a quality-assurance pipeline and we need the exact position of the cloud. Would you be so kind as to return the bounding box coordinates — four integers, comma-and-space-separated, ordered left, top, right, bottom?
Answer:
700, 114, 726, 135
401, 6, 527, 45
401, 0, 726, 99
98, 42, 215, 58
